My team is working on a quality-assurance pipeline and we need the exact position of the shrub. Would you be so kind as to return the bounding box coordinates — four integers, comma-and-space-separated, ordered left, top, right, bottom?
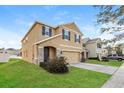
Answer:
88, 57, 98, 60
40, 57, 69, 74
40, 62, 48, 70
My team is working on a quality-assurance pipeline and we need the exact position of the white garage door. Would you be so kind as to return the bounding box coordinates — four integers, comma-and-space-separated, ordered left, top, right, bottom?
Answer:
63, 51, 80, 63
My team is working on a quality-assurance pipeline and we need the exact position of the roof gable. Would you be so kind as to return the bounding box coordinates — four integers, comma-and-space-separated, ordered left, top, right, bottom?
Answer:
86, 38, 101, 44
61, 22, 83, 35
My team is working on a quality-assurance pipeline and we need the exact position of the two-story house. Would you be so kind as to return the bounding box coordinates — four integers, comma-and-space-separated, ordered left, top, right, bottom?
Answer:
83, 38, 108, 59
21, 21, 84, 65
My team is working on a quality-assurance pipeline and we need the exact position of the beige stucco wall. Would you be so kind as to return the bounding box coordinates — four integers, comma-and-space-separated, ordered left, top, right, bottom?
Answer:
38, 35, 82, 52
38, 35, 82, 63
49, 47, 56, 60
21, 23, 48, 62
21, 22, 83, 64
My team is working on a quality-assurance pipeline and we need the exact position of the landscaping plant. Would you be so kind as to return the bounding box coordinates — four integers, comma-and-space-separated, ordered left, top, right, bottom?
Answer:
40, 57, 69, 73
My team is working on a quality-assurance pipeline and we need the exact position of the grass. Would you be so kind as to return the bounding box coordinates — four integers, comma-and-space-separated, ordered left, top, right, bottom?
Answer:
0, 58, 111, 88
0, 62, 6, 67
86, 59, 123, 67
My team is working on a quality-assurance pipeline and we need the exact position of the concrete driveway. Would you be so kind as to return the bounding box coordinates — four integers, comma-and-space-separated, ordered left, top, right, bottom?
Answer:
102, 63, 124, 88
70, 63, 118, 74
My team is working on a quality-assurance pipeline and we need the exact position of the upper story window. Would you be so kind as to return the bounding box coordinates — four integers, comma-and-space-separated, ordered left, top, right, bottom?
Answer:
97, 43, 102, 48
75, 34, 80, 43
62, 29, 70, 40
42, 26, 52, 37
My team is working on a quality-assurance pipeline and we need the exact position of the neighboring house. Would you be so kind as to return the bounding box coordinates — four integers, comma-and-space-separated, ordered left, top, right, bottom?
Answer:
21, 21, 83, 64
83, 38, 108, 58
112, 43, 124, 55
6, 48, 20, 56
0, 49, 9, 62
82, 38, 90, 60
122, 45, 124, 54
117, 44, 124, 55
122, 48, 124, 54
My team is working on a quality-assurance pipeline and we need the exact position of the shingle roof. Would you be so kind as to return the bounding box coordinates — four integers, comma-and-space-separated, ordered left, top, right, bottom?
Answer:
84, 38, 101, 44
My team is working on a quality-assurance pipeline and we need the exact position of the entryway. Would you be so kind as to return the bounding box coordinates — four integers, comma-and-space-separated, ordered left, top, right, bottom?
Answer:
44, 46, 56, 62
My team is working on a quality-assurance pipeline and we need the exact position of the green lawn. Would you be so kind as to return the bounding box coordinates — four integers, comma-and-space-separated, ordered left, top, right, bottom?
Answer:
86, 59, 123, 67
0, 59, 111, 88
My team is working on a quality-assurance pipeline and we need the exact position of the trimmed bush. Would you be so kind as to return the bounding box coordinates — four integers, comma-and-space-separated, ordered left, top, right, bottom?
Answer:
40, 57, 69, 74
88, 57, 98, 60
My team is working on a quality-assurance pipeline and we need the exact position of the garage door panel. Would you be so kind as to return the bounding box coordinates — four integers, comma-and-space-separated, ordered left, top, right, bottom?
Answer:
63, 51, 80, 63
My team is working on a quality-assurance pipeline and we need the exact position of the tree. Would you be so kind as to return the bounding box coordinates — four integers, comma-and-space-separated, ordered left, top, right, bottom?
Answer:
0, 48, 4, 50
95, 5, 124, 43
116, 44, 123, 55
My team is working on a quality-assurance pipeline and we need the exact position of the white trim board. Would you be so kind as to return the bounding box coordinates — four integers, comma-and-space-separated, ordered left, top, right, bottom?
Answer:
34, 34, 62, 45
60, 44, 82, 49
62, 49, 81, 52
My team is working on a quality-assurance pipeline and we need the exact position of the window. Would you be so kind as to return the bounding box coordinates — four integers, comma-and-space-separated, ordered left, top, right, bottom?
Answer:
97, 43, 102, 48
83, 44, 86, 47
42, 26, 52, 37
113, 54, 117, 56
62, 29, 70, 40
75, 34, 80, 43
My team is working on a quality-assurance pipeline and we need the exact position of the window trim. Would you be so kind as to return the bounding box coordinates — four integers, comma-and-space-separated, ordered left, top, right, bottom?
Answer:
75, 34, 80, 43
42, 26, 52, 37
62, 29, 70, 41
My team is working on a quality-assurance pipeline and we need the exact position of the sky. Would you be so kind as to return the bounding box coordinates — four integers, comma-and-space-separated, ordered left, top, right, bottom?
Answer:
0, 5, 118, 49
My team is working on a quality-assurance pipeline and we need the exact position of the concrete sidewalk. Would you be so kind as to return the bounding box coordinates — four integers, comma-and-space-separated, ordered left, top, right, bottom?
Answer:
102, 63, 124, 88
70, 63, 118, 74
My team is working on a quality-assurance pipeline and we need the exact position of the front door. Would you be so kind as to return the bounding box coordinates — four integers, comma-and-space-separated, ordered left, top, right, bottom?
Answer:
44, 47, 49, 62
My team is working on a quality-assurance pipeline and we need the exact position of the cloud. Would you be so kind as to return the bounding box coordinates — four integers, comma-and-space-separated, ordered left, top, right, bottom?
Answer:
72, 14, 84, 22
0, 27, 22, 49
53, 12, 84, 27
79, 24, 99, 38
15, 18, 33, 27
42, 5, 58, 11
53, 11, 69, 21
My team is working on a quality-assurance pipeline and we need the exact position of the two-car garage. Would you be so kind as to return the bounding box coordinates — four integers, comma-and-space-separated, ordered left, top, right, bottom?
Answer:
62, 51, 80, 63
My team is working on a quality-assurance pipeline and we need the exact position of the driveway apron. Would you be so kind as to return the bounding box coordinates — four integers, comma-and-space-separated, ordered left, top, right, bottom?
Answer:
70, 63, 118, 74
